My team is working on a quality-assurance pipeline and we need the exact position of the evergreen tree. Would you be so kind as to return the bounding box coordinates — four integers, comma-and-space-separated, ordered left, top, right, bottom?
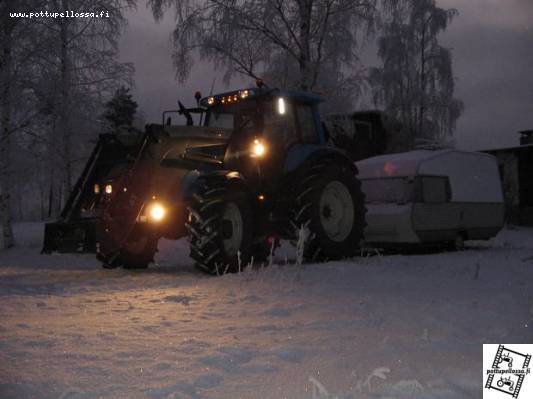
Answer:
103, 87, 138, 131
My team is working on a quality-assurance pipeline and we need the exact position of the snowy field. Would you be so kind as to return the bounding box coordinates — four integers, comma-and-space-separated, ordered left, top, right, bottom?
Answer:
1, 223, 532, 399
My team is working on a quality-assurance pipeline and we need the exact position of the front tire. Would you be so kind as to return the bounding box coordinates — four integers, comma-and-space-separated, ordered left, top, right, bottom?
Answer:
101, 225, 158, 269
252, 237, 279, 265
290, 161, 366, 262
186, 177, 254, 275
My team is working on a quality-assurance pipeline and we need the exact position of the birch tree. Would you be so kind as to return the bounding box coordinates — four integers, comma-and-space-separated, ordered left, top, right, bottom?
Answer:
21, 0, 134, 211
0, 2, 15, 248
46, 0, 134, 205
0, 0, 47, 247
149, 0, 376, 96
370, 0, 463, 146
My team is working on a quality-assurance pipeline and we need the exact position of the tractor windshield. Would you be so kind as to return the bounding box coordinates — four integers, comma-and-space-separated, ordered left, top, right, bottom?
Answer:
204, 102, 262, 134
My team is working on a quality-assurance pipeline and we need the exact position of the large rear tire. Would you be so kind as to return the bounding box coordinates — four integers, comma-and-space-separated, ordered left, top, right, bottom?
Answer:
186, 177, 254, 275
290, 161, 366, 262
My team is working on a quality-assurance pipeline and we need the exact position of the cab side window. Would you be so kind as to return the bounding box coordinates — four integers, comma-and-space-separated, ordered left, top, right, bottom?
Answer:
263, 100, 297, 145
296, 104, 319, 143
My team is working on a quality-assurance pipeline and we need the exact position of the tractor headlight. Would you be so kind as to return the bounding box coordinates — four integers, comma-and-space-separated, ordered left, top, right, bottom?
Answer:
104, 184, 113, 194
148, 202, 166, 222
94, 184, 100, 194
251, 139, 266, 157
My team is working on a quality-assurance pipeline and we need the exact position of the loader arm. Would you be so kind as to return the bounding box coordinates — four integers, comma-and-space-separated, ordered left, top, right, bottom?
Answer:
61, 138, 103, 222
42, 132, 145, 253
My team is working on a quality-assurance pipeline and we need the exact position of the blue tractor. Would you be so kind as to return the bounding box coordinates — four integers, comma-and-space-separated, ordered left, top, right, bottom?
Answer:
95, 84, 367, 273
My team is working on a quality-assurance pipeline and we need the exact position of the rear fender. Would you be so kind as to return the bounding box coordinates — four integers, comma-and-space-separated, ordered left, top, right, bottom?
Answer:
284, 144, 358, 175
180, 170, 248, 201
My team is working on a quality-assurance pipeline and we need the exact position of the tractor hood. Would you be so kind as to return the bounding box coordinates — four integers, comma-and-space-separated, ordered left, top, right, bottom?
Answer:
161, 124, 232, 140
146, 124, 231, 169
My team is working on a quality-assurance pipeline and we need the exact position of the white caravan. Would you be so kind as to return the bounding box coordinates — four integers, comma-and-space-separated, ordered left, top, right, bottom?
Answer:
356, 149, 505, 249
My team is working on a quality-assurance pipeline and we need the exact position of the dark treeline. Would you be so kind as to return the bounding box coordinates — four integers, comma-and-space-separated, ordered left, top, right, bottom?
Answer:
0, 0, 135, 247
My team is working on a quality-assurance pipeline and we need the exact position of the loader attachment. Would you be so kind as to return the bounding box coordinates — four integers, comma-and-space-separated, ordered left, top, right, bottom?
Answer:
42, 131, 145, 253
42, 219, 98, 253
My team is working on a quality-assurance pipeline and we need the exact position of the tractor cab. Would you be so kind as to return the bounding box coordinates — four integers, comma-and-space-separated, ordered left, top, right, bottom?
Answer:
194, 87, 326, 192
200, 87, 325, 143
155, 85, 327, 197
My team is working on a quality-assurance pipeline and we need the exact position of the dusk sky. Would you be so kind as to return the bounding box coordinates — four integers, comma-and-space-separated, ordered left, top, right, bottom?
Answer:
119, 0, 533, 151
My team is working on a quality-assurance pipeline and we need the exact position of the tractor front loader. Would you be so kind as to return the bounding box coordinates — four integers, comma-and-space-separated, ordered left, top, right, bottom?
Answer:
42, 129, 145, 253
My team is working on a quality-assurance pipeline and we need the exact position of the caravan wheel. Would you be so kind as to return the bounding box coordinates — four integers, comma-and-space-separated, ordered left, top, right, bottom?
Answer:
101, 227, 158, 269
448, 232, 466, 251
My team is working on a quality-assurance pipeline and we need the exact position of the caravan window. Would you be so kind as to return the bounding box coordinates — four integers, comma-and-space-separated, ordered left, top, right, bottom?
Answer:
361, 178, 416, 203
420, 176, 450, 203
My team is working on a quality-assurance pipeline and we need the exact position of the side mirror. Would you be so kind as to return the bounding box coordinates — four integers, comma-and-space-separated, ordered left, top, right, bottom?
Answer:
178, 101, 194, 126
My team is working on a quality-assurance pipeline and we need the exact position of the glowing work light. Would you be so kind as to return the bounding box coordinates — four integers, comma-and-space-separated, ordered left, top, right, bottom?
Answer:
105, 184, 113, 194
148, 202, 166, 222
251, 139, 266, 157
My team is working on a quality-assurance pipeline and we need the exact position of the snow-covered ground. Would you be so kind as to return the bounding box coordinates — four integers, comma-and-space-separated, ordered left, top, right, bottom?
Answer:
1, 223, 532, 399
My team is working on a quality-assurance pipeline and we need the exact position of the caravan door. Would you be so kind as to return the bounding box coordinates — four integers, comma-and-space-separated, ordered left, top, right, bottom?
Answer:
411, 176, 459, 243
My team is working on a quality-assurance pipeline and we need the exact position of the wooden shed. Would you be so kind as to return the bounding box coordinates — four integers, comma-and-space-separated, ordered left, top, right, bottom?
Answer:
484, 130, 533, 225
